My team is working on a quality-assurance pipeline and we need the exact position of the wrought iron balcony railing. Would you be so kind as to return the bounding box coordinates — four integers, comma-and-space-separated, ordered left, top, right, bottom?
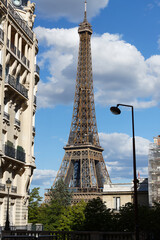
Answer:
4, 144, 16, 159
0, 64, 2, 77
21, 54, 27, 65
0, 28, 4, 41
34, 95, 37, 105
17, 49, 21, 59
7, 38, 9, 48
8, 3, 33, 41
3, 111, 10, 121
16, 149, 25, 162
15, 118, 21, 127
5, 74, 28, 99
7, 40, 29, 68
35, 64, 40, 75
32, 126, 36, 132
11, 42, 16, 55
0, 183, 5, 191
3, 143, 26, 162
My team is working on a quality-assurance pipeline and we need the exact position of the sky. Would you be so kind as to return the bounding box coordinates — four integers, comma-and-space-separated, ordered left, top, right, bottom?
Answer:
31, 0, 160, 196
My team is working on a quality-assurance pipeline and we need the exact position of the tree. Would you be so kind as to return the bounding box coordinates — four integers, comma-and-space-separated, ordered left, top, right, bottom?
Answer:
84, 197, 112, 231
47, 178, 72, 206
38, 179, 73, 230
28, 187, 42, 224
56, 200, 86, 231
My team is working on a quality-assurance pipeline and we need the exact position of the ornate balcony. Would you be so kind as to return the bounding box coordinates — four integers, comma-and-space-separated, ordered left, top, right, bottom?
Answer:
3, 143, 26, 163
5, 74, 28, 99
17, 49, 21, 59
8, 3, 33, 41
0, 28, 4, 42
32, 126, 36, 133
16, 148, 25, 162
4, 143, 16, 159
0, 64, 2, 78
34, 95, 37, 105
21, 54, 27, 65
10, 42, 16, 55
35, 64, 40, 75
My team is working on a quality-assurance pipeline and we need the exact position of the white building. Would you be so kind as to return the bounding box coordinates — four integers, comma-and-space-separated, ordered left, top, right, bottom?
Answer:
0, 0, 39, 228
103, 178, 148, 211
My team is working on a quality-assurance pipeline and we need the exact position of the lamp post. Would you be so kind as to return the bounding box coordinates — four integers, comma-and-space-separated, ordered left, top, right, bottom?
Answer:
110, 104, 139, 240
4, 178, 12, 231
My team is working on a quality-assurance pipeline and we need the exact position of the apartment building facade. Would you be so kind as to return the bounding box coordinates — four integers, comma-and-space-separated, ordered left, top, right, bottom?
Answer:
0, 0, 39, 227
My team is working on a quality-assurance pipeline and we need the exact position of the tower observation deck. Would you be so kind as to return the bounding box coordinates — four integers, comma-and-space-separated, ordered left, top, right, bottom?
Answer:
52, 1, 111, 202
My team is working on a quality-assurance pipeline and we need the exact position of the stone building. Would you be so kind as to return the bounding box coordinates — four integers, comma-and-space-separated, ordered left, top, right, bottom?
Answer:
148, 135, 160, 206
0, 0, 39, 228
103, 178, 148, 211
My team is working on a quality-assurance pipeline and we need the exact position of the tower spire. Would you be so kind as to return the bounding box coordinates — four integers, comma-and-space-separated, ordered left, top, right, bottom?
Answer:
84, 0, 87, 21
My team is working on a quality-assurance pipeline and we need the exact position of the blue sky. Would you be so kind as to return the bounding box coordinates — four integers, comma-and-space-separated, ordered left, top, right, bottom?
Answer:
31, 0, 160, 196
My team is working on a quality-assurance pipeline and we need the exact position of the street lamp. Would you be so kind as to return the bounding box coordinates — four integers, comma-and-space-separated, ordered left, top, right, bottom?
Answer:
4, 178, 12, 231
110, 104, 139, 240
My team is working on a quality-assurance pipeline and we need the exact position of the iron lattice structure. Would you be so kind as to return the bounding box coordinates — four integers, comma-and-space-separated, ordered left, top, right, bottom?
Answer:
53, 6, 111, 202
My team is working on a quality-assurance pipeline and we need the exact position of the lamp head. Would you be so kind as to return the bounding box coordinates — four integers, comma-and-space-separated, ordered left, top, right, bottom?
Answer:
110, 106, 121, 115
6, 178, 12, 188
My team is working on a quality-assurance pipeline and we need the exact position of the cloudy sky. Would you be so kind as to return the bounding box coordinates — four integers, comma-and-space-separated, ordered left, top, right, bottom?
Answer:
32, 0, 160, 196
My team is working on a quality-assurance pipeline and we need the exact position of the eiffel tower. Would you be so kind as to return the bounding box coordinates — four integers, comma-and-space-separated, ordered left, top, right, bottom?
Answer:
53, 1, 111, 203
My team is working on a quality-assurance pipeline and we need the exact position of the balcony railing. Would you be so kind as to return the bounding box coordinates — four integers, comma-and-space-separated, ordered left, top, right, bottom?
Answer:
7, 38, 9, 48
35, 64, 40, 75
5, 74, 28, 99
0, 64, 2, 77
15, 118, 20, 127
3, 143, 26, 162
7, 39, 30, 68
4, 144, 16, 159
27, 60, 30, 68
32, 126, 35, 132
0, 183, 5, 191
34, 95, 37, 105
16, 149, 25, 162
8, 3, 33, 41
11, 186, 17, 193
11, 42, 16, 55
17, 49, 21, 59
21, 54, 27, 65
3, 111, 10, 121
0, 28, 4, 41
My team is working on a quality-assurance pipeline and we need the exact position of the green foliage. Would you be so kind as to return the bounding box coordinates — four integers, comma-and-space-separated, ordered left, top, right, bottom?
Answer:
28, 185, 160, 237
56, 200, 87, 231
28, 187, 43, 224
48, 178, 72, 206
84, 197, 112, 231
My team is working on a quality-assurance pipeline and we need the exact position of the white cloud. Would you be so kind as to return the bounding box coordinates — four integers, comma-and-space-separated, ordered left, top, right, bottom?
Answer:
99, 132, 150, 180
35, 26, 160, 109
32, 169, 57, 187
34, 0, 109, 22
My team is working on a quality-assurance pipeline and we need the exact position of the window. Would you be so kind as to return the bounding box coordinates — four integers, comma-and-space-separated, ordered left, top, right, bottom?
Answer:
113, 197, 120, 210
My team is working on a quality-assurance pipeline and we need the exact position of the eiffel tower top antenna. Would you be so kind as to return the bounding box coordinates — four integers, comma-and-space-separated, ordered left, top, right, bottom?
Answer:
84, 0, 87, 21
